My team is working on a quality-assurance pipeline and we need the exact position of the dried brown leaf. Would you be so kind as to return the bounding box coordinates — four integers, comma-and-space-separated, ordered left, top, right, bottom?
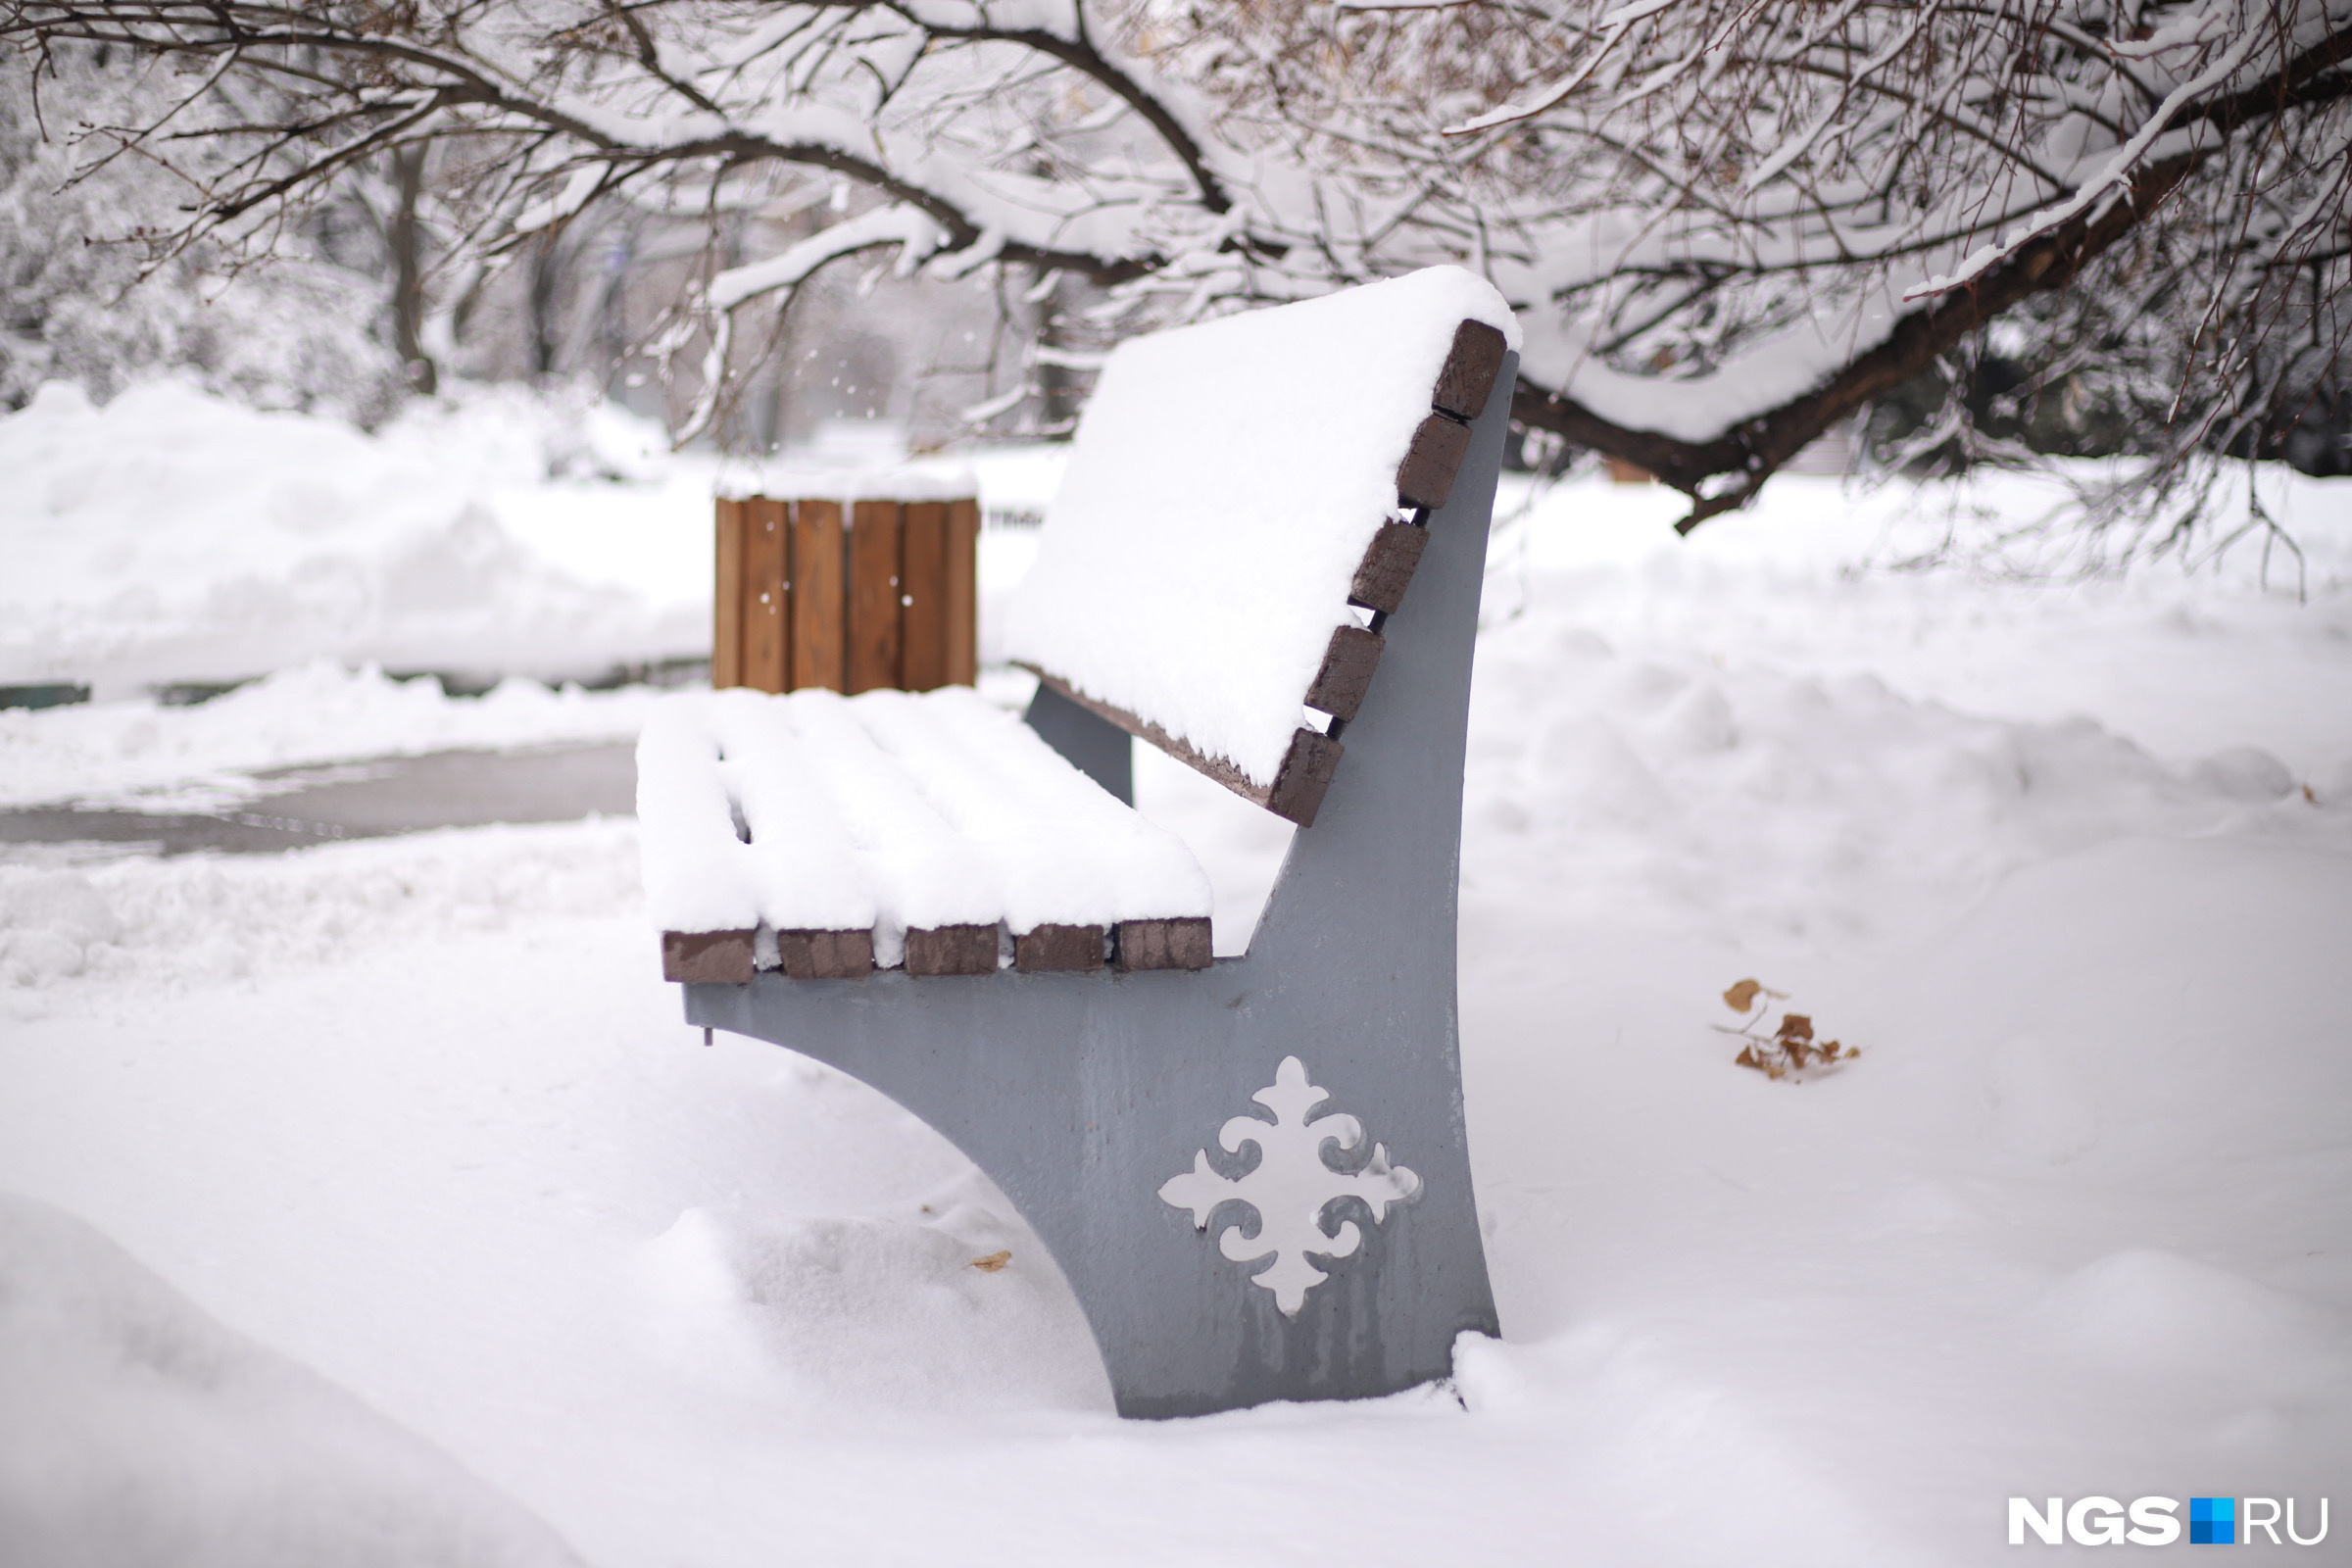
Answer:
969, 1250, 1011, 1272
1776, 1013, 1814, 1043
1723, 978, 1763, 1011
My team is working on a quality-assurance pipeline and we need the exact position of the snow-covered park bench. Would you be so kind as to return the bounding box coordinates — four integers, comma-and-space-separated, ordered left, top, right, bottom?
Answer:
637, 268, 1519, 1417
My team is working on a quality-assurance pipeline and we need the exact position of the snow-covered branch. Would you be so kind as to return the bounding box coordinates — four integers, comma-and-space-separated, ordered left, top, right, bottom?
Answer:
1320, 0, 2352, 522
8, 0, 2348, 530
0, 0, 1264, 292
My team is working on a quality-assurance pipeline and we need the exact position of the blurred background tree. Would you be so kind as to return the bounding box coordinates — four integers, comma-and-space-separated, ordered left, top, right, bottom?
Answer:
3, 0, 2346, 556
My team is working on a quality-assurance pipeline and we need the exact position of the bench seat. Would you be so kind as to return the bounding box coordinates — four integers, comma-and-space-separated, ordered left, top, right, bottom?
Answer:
638, 685, 1212, 985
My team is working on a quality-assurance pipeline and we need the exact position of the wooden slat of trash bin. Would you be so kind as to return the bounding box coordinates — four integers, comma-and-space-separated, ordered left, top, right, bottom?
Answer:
712, 499, 746, 692
790, 499, 847, 691
945, 497, 979, 687
901, 501, 950, 692
743, 497, 790, 693
847, 500, 903, 694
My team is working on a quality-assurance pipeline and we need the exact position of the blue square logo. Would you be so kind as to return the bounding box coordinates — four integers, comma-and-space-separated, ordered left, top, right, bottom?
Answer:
2190, 1497, 2236, 1544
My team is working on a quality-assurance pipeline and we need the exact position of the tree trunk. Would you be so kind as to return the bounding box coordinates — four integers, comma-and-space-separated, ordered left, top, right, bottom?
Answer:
389, 141, 436, 396
1034, 270, 1076, 433
528, 231, 562, 377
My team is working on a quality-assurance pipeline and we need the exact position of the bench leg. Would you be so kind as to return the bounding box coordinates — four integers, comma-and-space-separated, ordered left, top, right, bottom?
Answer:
690, 961, 1496, 1416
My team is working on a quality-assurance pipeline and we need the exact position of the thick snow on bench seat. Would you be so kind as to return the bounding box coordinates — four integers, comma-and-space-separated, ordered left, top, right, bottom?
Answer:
636, 688, 1211, 966
1004, 266, 1519, 789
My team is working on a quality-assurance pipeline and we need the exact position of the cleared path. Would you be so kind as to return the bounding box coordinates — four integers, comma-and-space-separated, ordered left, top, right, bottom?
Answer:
0, 743, 636, 857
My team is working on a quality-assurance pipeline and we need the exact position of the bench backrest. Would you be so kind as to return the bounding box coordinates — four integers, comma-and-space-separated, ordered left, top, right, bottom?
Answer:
1004, 266, 1517, 825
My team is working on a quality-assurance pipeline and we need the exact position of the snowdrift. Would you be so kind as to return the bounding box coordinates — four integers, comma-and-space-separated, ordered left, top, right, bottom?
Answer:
0, 380, 706, 696
0, 1193, 585, 1568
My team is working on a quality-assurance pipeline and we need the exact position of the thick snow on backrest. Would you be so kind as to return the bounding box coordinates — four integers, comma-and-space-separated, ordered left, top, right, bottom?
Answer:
1003, 267, 1518, 789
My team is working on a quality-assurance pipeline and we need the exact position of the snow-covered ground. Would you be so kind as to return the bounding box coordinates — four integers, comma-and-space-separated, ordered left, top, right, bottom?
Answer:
0, 379, 705, 697
3, 382, 2349, 1566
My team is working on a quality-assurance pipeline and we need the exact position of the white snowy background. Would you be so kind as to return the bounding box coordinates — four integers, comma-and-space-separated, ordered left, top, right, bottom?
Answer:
2, 380, 2348, 1566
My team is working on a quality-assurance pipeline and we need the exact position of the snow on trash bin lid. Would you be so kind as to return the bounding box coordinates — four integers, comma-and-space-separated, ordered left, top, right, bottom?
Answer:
1002, 267, 1518, 790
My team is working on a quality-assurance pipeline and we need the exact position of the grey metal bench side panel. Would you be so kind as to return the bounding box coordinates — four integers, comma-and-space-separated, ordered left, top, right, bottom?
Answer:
687, 352, 1517, 1417
1021, 680, 1133, 805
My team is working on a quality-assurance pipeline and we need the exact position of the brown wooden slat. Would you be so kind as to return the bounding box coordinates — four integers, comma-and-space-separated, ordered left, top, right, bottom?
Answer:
790, 499, 847, 691
900, 501, 950, 692
711, 498, 747, 691
662, 929, 755, 984
1022, 669, 1345, 828
1015, 922, 1105, 972
1396, 413, 1473, 510
1264, 728, 1346, 826
742, 497, 790, 694
1302, 625, 1385, 721
1115, 917, 1212, 971
847, 500, 903, 694
944, 497, 980, 686
1432, 318, 1510, 421
1348, 520, 1429, 615
776, 928, 874, 980
905, 924, 998, 975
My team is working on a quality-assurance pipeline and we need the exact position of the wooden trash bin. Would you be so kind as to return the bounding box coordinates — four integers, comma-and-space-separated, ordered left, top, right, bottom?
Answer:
712, 490, 980, 694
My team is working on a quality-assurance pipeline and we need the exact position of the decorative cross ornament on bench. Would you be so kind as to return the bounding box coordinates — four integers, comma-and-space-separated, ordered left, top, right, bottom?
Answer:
638, 267, 1520, 1417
